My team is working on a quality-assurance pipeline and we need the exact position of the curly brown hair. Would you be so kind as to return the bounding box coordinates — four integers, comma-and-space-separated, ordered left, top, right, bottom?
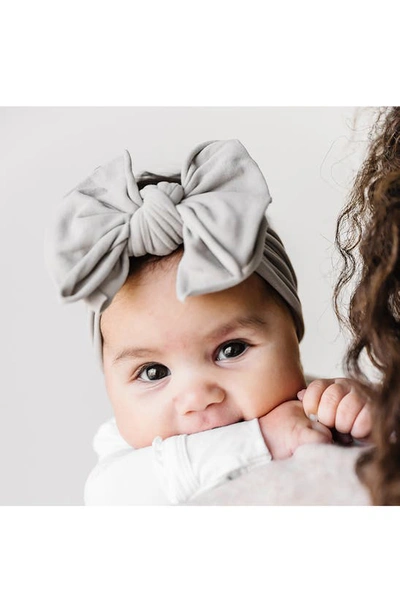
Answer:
334, 107, 400, 505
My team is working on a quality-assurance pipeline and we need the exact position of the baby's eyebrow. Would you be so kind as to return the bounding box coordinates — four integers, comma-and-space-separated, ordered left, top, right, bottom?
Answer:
205, 315, 266, 340
112, 347, 155, 365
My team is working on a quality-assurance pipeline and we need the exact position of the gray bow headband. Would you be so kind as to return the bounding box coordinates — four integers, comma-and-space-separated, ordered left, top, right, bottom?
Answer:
46, 139, 304, 363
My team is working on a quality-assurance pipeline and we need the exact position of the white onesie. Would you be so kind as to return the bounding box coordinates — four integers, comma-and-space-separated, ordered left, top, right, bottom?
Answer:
84, 418, 272, 505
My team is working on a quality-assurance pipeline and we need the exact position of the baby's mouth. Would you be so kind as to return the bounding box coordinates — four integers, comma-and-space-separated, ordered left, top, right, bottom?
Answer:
212, 417, 244, 429
183, 413, 243, 436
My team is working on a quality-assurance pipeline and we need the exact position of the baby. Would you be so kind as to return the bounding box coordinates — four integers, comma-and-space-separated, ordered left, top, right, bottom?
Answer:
46, 140, 371, 504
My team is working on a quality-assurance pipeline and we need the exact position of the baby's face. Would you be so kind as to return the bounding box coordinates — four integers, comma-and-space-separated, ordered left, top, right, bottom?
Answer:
101, 256, 305, 448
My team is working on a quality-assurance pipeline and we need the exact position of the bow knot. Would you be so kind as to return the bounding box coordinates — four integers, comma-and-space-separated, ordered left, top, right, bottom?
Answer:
128, 182, 184, 257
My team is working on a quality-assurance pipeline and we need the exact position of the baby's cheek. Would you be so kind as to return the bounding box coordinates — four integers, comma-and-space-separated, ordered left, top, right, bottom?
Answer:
109, 390, 148, 447
268, 357, 306, 403
113, 407, 139, 446
238, 384, 278, 421
115, 412, 158, 449
116, 394, 182, 448
242, 365, 305, 420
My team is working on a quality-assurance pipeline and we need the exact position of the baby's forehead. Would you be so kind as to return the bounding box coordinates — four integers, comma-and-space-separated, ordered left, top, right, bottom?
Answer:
127, 249, 183, 283
102, 268, 287, 341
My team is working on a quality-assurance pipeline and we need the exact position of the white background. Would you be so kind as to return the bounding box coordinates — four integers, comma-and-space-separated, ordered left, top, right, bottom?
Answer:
1, 106, 372, 504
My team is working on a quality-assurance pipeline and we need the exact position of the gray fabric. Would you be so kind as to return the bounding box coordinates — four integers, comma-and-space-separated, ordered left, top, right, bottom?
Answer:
45, 139, 304, 363
188, 444, 371, 506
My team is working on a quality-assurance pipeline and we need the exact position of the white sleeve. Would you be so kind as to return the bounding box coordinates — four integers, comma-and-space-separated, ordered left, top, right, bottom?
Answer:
84, 418, 271, 505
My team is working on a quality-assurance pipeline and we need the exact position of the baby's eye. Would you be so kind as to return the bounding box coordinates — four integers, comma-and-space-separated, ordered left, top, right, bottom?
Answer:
137, 363, 170, 381
216, 341, 249, 361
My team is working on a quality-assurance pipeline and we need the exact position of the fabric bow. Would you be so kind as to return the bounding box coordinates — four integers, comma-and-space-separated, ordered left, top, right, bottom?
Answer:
46, 139, 271, 314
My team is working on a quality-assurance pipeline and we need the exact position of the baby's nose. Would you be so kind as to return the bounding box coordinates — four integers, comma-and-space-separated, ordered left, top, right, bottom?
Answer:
173, 380, 225, 415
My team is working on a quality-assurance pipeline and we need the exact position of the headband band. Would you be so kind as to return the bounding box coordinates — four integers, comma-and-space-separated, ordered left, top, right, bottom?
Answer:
46, 140, 304, 364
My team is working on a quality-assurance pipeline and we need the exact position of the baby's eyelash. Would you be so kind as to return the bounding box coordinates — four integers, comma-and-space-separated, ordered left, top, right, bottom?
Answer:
134, 362, 170, 382
215, 339, 251, 361
133, 365, 147, 380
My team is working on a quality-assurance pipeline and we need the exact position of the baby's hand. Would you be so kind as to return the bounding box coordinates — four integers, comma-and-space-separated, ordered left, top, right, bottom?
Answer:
258, 400, 332, 460
297, 378, 372, 440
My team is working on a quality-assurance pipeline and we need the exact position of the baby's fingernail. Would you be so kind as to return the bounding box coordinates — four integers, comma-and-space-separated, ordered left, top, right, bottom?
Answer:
297, 389, 306, 401
309, 413, 318, 422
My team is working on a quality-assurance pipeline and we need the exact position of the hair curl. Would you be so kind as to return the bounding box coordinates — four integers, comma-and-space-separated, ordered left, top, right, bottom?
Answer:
334, 107, 400, 505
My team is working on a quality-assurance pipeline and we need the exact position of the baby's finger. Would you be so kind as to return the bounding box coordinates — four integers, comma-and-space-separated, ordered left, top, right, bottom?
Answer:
298, 422, 333, 446
315, 382, 350, 428
311, 421, 333, 439
301, 379, 334, 419
350, 405, 372, 439
334, 389, 366, 434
